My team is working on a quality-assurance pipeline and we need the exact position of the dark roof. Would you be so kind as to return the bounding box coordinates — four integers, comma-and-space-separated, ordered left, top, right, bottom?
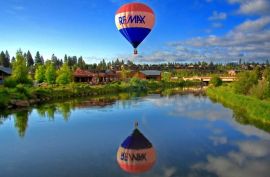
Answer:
140, 70, 161, 76
0, 66, 12, 75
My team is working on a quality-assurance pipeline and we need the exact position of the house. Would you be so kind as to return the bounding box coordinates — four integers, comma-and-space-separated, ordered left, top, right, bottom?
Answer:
134, 70, 161, 81
0, 66, 12, 84
73, 68, 96, 83
73, 68, 119, 84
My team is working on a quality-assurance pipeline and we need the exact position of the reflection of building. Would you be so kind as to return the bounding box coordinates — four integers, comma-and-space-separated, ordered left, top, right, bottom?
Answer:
75, 99, 115, 108
73, 68, 119, 84
133, 70, 161, 81
0, 66, 12, 84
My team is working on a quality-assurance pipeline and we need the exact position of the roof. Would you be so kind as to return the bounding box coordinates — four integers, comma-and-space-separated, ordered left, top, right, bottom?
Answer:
140, 70, 161, 76
73, 68, 95, 77
0, 66, 12, 75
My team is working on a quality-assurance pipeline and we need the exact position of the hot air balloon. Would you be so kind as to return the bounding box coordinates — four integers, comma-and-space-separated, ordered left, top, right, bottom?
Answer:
115, 3, 155, 55
117, 122, 156, 174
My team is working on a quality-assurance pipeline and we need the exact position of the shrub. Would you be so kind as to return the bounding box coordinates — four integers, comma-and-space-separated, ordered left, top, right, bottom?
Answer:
234, 71, 258, 95
3, 77, 17, 88
0, 88, 9, 108
249, 80, 270, 100
210, 75, 222, 87
15, 84, 30, 98
129, 78, 147, 91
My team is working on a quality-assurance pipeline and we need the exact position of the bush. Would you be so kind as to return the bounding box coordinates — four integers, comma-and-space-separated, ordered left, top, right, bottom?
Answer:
234, 71, 258, 95
0, 88, 9, 108
129, 78, 147, 91
3, 77, 17, 88
210, 76, 222, 87
15, 84, 31, 98
249, 80, 270, 100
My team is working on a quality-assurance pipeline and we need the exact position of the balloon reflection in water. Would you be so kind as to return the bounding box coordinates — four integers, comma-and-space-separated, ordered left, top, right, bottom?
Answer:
117, 122, 156, 173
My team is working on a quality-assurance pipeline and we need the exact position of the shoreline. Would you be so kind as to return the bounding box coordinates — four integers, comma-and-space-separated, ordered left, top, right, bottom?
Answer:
0, 80, 202, 111
206, 86, 270, 132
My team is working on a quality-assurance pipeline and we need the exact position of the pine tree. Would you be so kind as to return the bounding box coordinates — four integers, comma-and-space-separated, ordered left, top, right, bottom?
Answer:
0, 51, 5, 66
35, 51, 42, 65
26, 50, 34, 67
40, 56, 44, 64
64, 54, 68, 64
5, 50, 10, 67
78, 56, 85, 69
11, 57, 16, 64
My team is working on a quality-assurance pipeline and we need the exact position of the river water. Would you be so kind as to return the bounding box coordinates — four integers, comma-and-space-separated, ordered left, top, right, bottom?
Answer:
0, 93, 270, 177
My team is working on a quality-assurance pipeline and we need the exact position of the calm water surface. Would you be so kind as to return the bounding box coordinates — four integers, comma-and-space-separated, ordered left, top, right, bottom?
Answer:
0, 93, 270, 177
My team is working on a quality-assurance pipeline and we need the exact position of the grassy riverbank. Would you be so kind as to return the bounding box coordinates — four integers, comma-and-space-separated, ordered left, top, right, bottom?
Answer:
0, 79, 200, 109
207, 85, 270, 131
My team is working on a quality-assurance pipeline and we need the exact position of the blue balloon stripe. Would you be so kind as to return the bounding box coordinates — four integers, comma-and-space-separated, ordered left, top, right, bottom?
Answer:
121, 129, 153, 149
119, 28, 151, 48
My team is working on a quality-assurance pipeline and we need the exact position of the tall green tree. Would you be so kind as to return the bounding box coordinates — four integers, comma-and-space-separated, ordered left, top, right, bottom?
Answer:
11, 57, 16, 64
45, 61, 56, 84
35, 51, 43, 65
11, 50, 30, 84
35, 65, 46, 83
5, 50, 10, 67
26, 50, 34, 67
0, 51, 5, 66
64, 54, 68, 64
78, 56, 86, 69
56, 63, 72, 84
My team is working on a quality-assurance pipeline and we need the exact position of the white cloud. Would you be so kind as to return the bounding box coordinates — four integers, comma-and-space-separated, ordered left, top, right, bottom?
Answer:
234, 16, 270, 32
192, 140, 270, 177
229, 0, 270, 15
208, 11, 227, 20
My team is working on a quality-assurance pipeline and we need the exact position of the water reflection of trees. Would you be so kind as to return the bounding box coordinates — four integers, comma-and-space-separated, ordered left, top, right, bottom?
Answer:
0, 90, 203, 138
14, 111, 29, 137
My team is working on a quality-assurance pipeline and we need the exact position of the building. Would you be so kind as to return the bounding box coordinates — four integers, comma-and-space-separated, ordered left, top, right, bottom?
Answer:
134, 70, 161, 81
73, 68, 119, 84
0, 66, 12, 84
73, 68, 96, 83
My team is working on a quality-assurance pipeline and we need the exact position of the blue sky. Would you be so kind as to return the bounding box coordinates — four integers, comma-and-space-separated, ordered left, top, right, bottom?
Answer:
0, 0, 269, 63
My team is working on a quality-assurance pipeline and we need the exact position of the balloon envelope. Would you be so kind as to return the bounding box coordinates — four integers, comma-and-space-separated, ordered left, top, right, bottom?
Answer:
117, 128, 156, 174
115, 3, 155, 53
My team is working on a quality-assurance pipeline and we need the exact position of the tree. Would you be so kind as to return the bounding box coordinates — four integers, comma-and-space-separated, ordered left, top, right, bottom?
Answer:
45, 61, 56, 84
210, 75, 222, 87
11, 50, 30, 84
11, 57, 15, 64
56, 63, 72, 84
5, 50, 10, 67
35, 65, 46, 83
64, 54, 68, 64
78, 56, 86, 69
0, 51, 5, 66
26, 50, 34, 67
35, 51, 43, 65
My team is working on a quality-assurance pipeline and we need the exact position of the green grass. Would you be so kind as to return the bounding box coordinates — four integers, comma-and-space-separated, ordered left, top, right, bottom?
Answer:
207, 85, 270, 131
